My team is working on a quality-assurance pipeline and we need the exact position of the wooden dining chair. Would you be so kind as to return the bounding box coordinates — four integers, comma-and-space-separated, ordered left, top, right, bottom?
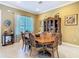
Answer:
21, 32, 25, 49
21, 32, 30, 52
29, 33, 43, 56
52, 34, 59, 58
46, 34, 59, 58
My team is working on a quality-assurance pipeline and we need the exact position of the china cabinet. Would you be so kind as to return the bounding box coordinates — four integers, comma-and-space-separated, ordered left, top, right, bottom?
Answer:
43, 15, 62, 44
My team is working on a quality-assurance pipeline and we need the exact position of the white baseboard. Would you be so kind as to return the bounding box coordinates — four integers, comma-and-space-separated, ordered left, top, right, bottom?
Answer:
62, 42, 79, 48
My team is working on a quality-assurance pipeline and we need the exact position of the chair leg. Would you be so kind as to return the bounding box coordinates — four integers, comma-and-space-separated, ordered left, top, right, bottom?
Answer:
56, 48, 59, 58
22, 42, 24, 49
29, 47, 32, 56
24, 44, 26, 52
54, 47, 59, 58
52, 48, 54, 58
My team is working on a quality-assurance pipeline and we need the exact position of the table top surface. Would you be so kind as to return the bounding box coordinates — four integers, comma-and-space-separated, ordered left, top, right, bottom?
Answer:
35, 34, 55, 44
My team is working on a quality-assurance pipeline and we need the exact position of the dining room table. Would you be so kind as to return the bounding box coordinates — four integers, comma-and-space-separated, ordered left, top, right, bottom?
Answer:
35, 32, 55, 45
35, 32, 56, 55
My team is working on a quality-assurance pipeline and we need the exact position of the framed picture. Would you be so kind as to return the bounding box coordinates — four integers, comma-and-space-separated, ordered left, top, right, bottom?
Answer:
4, 19, 11, 27
64, 14, 78, 26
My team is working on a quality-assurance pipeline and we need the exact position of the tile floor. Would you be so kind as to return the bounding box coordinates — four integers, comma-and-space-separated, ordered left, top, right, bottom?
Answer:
0, 40, 79, 58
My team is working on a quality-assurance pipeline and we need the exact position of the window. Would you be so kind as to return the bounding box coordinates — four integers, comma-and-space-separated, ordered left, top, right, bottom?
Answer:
15, 15, 34, 36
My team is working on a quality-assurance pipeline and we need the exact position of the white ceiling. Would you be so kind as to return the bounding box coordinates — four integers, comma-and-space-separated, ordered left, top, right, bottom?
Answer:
0, 1, 76, 14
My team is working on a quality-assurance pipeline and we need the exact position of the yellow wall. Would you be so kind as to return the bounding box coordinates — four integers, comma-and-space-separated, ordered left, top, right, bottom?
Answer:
0, 4, 37, 34
38, 2, 79, 45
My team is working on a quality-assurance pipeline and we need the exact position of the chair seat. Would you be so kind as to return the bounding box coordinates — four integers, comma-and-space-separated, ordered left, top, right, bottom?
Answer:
36, 44, 43, 48
46, 44, 53, 48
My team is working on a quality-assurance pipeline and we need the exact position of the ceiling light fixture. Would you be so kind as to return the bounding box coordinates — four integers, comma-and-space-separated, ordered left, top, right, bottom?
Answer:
38, 1, 43, 4
36, 1, 42, 12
